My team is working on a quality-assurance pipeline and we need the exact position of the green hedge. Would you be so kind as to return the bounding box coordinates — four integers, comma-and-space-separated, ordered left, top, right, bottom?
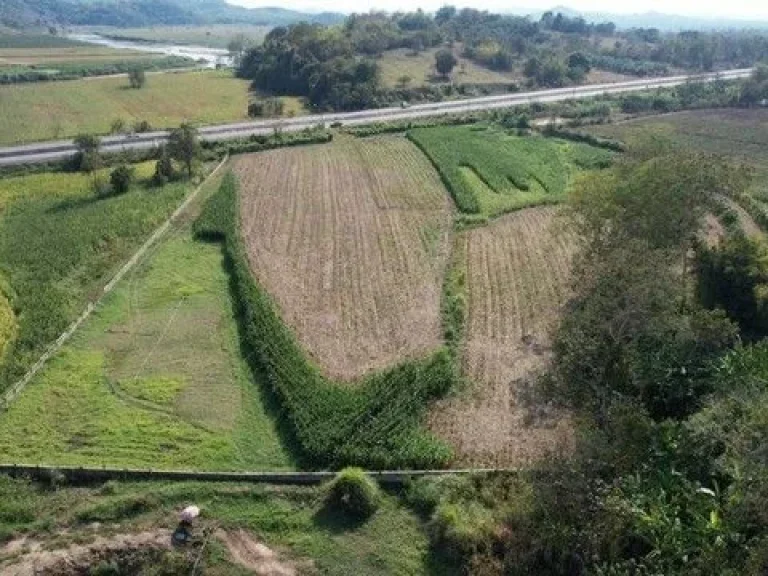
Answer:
540, 125, 626, 152
201, 130, 332, 160
195, 174, 456, 469
343, 114, 484, 138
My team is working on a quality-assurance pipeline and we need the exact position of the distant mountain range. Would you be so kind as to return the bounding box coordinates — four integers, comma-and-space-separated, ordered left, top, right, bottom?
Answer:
519, 6, 768, 31
4, 0, 768, 33
0, 0, 344, 30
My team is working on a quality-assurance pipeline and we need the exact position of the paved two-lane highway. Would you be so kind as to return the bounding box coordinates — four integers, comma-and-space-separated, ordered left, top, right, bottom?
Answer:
0, 68, 752, 167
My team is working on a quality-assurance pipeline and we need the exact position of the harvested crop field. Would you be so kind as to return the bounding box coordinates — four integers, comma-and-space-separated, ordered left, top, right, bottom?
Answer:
430, 207, 574, 467
235, 136, 453, 381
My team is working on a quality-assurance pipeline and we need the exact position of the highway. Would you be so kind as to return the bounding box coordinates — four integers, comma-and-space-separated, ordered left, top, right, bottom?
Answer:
0, 68, 753, 167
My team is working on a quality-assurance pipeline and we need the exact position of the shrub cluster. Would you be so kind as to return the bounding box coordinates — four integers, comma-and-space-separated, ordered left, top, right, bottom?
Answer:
324, 467, 382, 519
193, 174, 456, 469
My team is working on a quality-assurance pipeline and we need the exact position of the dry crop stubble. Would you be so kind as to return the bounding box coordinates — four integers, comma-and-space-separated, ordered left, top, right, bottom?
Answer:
235, 136, 453, 381
429, 207, 574, 467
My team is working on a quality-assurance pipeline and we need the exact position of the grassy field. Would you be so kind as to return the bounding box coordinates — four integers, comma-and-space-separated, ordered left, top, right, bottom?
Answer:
409, 125, 614, 217
429, 207, 574, 467
589, 109, 768, 166
0, 46, 162, 66
235, 135, 453, 381
0, 69, 250, 144
0, 166, 293, 470
0, 163, 196, 391
81, 24, 271, 49
378, 48, 520, 88
377, 48, 631, 89
0, 476, 451, 575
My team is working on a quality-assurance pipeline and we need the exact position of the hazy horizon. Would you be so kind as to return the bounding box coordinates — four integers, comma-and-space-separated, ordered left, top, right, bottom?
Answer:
227, 0, 768, 21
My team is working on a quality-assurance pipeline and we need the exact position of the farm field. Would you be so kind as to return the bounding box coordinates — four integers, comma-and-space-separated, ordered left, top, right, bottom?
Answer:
0, 69, 250, 144
0, 167, 293, 470
429, 207, 574, 467
409, 125, 614, 217
0, 477, 446, 575
235, 135, 453, 381
0, 163, 190, 393
81, 24, 271, 49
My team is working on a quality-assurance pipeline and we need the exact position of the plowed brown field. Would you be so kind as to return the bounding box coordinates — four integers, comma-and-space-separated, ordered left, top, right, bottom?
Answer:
235, 136, 453, 381
430, 207, 574, 467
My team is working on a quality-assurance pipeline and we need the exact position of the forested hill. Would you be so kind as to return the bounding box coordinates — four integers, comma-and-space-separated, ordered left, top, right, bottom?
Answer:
0, 0, 344, 29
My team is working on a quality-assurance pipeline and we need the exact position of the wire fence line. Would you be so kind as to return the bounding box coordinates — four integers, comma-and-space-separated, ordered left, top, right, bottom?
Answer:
0, 156, 229, 411
0, 464, 519, 486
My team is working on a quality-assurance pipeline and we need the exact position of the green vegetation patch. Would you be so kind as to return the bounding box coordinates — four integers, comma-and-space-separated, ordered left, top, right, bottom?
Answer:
195, 173, 456, 469
0, 212, 292, 469
0, 476, 446, 576
409, 125, 613, 217
0, 163, 187, 391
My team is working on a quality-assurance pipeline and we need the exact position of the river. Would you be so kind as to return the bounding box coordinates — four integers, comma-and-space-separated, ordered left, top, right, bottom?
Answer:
67, 33, 232, 68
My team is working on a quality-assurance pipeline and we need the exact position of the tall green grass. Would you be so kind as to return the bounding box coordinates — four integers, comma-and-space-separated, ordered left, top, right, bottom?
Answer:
195, 174, 456, 469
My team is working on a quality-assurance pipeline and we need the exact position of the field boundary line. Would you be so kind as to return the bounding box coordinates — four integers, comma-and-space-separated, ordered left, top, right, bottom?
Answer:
0, 464, 519, 486
0, 156, 229, 411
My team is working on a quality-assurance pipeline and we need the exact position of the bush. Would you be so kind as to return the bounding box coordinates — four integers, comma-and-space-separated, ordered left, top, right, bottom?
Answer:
109, 165, 135, 195
152, 150, 176, 186
248, 97, 285, 118
325, 467, 381, 519
128, 67, 146, 89
91, 175, 111, 197
133, 120, 152, 133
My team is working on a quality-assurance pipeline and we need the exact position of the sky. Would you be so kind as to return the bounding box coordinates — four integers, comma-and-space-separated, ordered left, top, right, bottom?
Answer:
229, 0, 768, 21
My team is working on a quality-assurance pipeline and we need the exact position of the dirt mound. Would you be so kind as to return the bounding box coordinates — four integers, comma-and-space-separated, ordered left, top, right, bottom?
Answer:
1, 530, 170, 575
216, 529, 311, 576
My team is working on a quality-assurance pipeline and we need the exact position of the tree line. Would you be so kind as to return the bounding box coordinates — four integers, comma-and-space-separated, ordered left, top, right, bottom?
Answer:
237, 7, 768, 111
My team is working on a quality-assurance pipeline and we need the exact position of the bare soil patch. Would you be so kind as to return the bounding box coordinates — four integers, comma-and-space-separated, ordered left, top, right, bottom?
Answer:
703, 213, 726, 247
235, 136, 453, 381
0, 530, 169, 575
429, 207, 574, 467
727, 197, 763, 237
217, 529, 312, 575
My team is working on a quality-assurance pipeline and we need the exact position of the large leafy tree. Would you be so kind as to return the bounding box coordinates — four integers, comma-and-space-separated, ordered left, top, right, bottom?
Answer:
552, 150, 748, 421
167, 123, 200, 179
